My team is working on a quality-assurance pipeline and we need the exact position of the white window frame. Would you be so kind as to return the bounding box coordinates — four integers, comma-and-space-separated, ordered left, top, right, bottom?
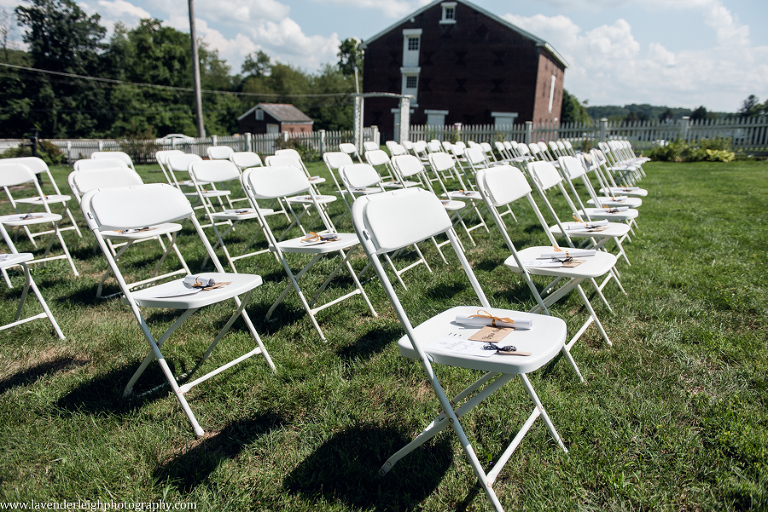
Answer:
548, 75, 557, 114
255, 109, 264, 121
402, 29, 422, 68
441, 2, 457, 24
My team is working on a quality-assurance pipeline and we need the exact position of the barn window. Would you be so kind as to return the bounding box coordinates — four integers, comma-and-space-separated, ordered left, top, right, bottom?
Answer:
441, 3, 457, 24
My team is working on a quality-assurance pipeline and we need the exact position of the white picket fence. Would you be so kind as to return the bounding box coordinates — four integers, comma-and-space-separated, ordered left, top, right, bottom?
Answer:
4, 116, 766, 164
410, 116, 768, 153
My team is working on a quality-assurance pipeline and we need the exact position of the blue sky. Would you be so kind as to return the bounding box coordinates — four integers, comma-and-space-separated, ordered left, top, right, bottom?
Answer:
3, 0, 768, 112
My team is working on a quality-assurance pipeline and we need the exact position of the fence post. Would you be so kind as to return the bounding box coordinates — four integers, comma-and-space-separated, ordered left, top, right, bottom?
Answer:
599, 118, 608, 142
524, 121, 532, 144
98, 140, 103, 151
680, 116, 690, 142
319, 129, 326, 155
66, 142, 72, 165
212, 134, 217, 147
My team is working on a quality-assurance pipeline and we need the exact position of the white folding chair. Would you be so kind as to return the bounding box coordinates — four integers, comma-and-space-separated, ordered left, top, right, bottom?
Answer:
241, 165, 377, 341
69, 167, 190, 298
526, 160, 632, 268
230, 152, 290, 220
364, 149, 408, 186
322, 151, 356, 212
351, 187, 568, 512
592, 148, 648, 197
188, 159, 276, 272
0, 157, 82, 240
339, 142, 363, 163
477, 165, 619, 381
558, 156, 640, 234
0, 229, 64, 339
0, 163, 79, 280
74, 157, 130, 172
206, 146, 235, 161
339, 161, 433, 288
155, 149, 185, 185
81, 183, 275, 437
91, 151, 135, 170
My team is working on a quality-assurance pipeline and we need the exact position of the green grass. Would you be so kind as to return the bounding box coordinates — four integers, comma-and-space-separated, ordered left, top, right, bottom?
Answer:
0, 158, 766, 511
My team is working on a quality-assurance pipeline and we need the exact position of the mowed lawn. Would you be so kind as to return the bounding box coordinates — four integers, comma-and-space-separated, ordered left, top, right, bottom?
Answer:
0, 157, 766, 511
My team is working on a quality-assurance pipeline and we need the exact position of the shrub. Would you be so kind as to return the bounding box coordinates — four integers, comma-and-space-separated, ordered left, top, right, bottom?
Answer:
0, 139, 66, 165
648, 137, 735, 162
119, 131, 159, 165
274, 137, 319, 161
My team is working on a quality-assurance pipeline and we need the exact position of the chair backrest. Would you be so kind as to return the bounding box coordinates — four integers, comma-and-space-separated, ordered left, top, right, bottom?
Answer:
527, 161, 563, 192
351, 187, 452, 254
339, 143, 358, 156
81, 183, 194, 231
339, 163, 383, 189
387, 142, 407, 157
230, 151, 263, 170
365, 149, 391, 167
391, 154, 424, 179
516, 144, 530, 157
70, 168, 143, 201
428, 152, 455, 173
264, 155, 302, 169
207, 146, 235, 160
464, 147, 487, 165
323, 152, 354, 170
74, 158, 129, 172
427, 140, 442, 153
1, 157, 48, 175
0, 162, 37, 187
413, 140, 427, 154
189, 159, 241, 185
476, 164, 532, 207
166, 154, 201, 172
557, 156, 588, 180
91, 151, 134, 168
363, 141, 379, 152
155, 150, 185, 167
241, 165, 310, 200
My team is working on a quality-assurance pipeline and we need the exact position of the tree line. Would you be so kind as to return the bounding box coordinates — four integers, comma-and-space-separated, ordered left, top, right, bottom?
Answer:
0, 0, 764, 141
0, 0, 363, 140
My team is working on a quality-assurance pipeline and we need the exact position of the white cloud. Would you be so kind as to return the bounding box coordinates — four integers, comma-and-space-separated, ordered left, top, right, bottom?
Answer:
313, 0, 426, 20
503, 3, 768, 111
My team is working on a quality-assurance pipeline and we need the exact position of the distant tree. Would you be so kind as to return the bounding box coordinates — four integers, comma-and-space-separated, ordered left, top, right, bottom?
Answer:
337, 37, 363, 76
738, 94, 763, 117
15, 0, 108, 137
625, 111, 639, 123
659, 108, 673, 122
690, 105, 708, 121
308, 64, 355, 130
242, 50, 271, 78
560, 89, 591, 124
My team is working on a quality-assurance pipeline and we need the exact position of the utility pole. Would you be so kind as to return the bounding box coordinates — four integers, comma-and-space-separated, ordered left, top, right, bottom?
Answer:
188, 0, 205, 138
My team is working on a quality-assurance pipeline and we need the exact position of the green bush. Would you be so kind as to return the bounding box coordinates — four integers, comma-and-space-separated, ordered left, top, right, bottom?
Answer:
0, 140, 66, 165
274, 137, 319, 161
648, 137, 735, 162
119, 131, 159, 165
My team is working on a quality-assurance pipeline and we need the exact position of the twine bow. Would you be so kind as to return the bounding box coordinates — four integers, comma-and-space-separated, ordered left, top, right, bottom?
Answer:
469, 309, 514, 327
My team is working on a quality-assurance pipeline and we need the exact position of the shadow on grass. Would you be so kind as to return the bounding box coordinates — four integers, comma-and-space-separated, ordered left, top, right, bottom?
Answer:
336, 325, 402, 361
154, 413, 285, 492
56, 362, 177, 415
426, 280, 466, 301
283, 424, 452, 511
0, 356, 90, 396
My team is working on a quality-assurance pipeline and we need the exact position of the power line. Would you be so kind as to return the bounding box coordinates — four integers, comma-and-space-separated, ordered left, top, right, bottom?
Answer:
0, 62, 353, 98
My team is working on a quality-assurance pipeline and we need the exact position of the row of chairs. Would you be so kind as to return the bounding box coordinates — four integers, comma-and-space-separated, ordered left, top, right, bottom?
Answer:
0, 139, 648, 511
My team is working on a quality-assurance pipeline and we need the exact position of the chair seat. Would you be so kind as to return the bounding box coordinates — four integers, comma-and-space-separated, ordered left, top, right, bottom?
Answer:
0, 212, 63, 225
125, 272, 262, 309
397, 306, 566, 375
285, 194, 337, 204
444, 191, 482, 200
550, 222, 630, 238
504, 246, 617, 279
587, 197, 642, 208
0, 252, 34, 268
277, 232, 359, 254
209, 208, 274, 221
183, 189, 231, 198
600, 186, 648, 197
101, 222, 183, 240
15, 194, 71, 205
440, 199, 465, 210
308, 176, 326, 184
578, 208, 639, 221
